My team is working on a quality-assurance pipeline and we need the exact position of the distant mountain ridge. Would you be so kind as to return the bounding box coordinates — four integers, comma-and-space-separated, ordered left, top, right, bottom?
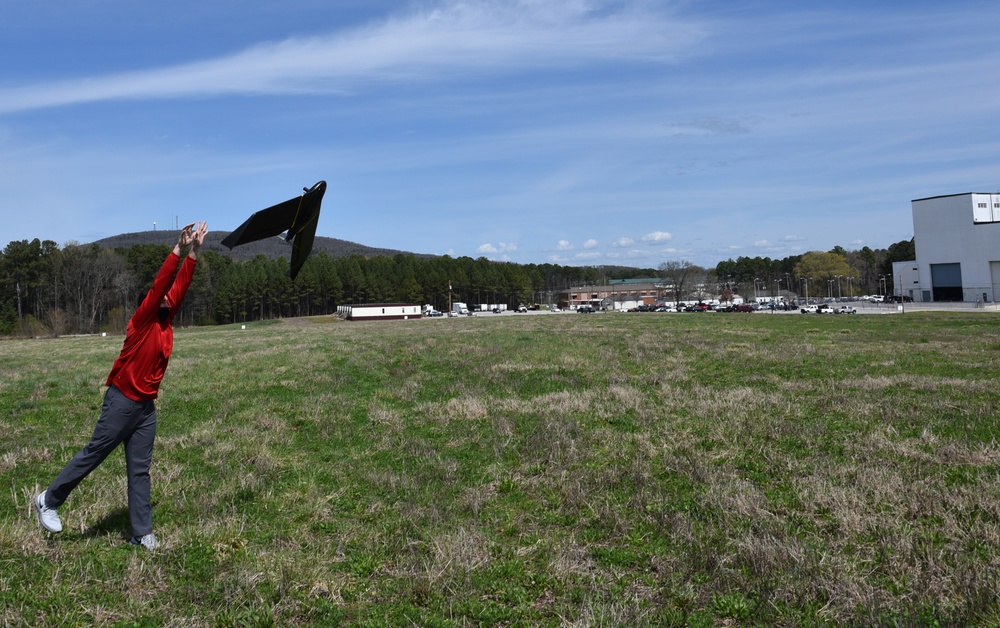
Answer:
90, 230, 435, 262
89, 231, 658, 276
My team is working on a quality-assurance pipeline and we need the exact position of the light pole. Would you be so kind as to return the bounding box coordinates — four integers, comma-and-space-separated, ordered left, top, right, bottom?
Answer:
801, 277, 810, 304
847, 276, 854, 299
835, 275, 843, 300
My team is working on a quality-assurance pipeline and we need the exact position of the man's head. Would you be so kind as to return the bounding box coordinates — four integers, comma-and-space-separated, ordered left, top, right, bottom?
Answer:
137, 290, 172, 323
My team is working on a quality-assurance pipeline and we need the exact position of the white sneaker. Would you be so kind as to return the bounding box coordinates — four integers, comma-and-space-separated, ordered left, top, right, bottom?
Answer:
34, 491, 62, 533
130, 533, 159, 550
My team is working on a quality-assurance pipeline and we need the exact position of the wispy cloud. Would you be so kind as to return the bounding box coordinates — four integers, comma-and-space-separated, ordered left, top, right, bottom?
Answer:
0, 1, 703, 114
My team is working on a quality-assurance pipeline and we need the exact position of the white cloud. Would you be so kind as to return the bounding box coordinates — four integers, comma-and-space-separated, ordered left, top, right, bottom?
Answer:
641, 231, 673, 244
0, 1, 704, 114
611, 237, 634, 248
583, 238, 598, 249
781, 235, 807, 242
754, 240, 771, 248
478, 241, 517, 254
556, 239, 574, 251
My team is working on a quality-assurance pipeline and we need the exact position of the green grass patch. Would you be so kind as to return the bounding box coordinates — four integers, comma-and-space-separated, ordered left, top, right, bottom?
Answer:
3, 312, 1000, 625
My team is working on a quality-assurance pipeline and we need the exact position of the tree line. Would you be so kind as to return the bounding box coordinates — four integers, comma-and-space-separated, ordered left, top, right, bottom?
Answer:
0, 239, 656, 336
659, 240, 916, 304
0, 237, 915, 337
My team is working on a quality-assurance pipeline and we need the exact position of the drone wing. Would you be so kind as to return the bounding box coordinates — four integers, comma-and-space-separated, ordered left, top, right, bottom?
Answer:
221, 180, 327, 280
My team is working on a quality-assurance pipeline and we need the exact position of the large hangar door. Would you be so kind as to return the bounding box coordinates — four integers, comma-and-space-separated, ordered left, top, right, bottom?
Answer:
930, 263, 963, 302
991, 261, 1000, 302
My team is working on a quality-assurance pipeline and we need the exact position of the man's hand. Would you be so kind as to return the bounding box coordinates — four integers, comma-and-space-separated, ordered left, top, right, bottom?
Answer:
173, 224, 195, 256
177, 223, 195, 247
190, 221, 209, 256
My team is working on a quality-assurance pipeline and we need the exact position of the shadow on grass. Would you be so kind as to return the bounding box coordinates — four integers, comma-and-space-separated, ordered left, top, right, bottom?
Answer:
78, 507, 131, 541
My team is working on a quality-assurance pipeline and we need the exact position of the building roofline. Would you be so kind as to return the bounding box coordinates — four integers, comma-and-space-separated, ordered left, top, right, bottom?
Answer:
912, 192, 999, 203
609, 277, 662, 285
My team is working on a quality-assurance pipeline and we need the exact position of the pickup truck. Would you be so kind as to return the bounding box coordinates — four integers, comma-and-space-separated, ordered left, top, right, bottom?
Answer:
801, 304, 834, 314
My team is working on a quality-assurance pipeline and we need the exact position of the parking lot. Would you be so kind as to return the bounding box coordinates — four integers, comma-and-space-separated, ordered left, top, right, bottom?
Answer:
432, 300, 1000, 319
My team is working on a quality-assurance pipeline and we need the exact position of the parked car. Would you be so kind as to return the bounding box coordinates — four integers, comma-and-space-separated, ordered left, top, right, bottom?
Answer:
577, 306, 596, 313
800, 304, 818, 313
735, 303, 755, 312
816, 304, 834, 314
835, 305, 857, 314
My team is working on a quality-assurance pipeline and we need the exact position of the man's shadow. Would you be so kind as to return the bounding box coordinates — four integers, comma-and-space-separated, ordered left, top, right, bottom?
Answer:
78, 508, 132, 542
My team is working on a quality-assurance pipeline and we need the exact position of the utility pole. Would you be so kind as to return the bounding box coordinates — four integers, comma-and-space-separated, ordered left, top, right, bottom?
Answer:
899, 274, 905, 313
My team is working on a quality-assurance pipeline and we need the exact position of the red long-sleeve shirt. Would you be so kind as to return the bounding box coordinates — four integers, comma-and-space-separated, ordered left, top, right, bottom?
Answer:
106, 252, 197, 401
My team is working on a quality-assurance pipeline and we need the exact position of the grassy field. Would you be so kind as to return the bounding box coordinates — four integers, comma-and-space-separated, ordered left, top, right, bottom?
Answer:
2, 311, 1000, 626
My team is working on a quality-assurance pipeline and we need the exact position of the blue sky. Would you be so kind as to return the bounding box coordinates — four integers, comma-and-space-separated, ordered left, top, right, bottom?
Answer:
2, 1, 999, 269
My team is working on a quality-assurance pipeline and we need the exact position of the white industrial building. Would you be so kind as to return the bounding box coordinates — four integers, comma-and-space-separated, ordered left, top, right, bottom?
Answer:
337, 303, 422, 321
900, 193, 1000, 303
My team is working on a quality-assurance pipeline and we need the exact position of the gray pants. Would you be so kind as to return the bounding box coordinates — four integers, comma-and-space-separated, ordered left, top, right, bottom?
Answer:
46, 385, 157, 537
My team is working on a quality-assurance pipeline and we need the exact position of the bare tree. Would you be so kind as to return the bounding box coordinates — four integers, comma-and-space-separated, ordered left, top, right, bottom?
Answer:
659, 260, 703, 304
61, 245, 127, 333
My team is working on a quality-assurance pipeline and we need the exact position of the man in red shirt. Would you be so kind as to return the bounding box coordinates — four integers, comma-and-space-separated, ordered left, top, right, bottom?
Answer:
35, 221, 208, 549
